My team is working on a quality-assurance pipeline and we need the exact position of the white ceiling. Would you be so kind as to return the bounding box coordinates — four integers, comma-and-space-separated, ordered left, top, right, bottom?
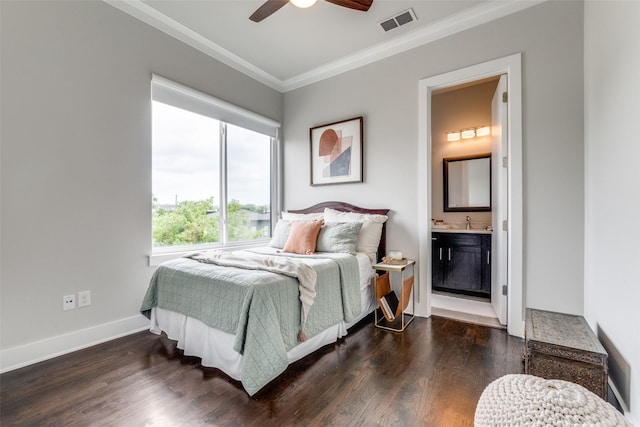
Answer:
105, 0, 544, 92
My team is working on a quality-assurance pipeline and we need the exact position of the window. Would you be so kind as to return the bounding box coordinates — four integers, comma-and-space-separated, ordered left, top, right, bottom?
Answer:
151, 75, 280, 254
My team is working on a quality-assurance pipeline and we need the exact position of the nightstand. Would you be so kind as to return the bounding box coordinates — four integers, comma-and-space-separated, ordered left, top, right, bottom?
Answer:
372, 259, 415, 332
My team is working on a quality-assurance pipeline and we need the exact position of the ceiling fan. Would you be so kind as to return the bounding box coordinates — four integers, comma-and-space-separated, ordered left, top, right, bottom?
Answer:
250, 0, 373, 23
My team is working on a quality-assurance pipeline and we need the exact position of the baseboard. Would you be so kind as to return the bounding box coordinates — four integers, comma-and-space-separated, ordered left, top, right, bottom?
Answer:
609, 379, 631, 415
0, 315, 150, 374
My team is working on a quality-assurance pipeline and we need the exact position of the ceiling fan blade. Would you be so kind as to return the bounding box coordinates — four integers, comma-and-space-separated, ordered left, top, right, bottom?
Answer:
249, 0, 290, 22
324, 0, 373, 12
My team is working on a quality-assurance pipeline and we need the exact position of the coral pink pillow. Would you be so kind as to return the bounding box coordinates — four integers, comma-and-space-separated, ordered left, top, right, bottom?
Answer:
282, 220, 323, 255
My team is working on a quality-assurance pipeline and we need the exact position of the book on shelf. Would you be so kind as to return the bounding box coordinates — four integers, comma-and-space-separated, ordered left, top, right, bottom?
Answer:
379, 297, 393, 321
379, 291, 399, 322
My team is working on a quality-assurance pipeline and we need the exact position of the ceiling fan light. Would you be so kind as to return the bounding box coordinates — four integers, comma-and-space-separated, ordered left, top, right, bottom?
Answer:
290, 0, 318, 8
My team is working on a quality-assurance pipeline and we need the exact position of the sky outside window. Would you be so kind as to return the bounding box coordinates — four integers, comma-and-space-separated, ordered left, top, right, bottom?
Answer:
152, 101, 220, 207
227, 123, 271, 209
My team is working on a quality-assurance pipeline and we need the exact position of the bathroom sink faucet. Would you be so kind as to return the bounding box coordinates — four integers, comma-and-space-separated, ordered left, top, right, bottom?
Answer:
466, 216, 471, 230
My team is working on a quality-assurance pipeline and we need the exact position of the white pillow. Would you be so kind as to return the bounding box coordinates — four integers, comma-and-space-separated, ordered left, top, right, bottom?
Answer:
323, 208, 388, 262
269, 220, 292, 249
281, 211, 324, 222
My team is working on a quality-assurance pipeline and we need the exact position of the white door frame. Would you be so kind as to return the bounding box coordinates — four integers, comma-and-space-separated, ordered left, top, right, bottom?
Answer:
417, 53, 524, 338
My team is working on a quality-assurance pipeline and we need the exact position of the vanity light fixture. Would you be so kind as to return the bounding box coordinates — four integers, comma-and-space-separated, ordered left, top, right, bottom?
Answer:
446, 125, 491, 141
476, 126, 491, 137
461, 129, 476, 139
290, 0, 317, 7
447, 131, 461, 142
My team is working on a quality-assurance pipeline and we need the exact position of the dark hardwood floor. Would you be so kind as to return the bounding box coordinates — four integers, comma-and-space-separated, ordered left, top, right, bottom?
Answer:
1, 316, 525, 426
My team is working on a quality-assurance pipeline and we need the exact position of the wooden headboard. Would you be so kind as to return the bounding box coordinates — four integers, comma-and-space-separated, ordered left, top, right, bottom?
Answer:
287, 201, 390, 262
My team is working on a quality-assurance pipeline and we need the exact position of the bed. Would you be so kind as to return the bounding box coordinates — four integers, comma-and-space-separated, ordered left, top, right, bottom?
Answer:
140, 201, 389, 395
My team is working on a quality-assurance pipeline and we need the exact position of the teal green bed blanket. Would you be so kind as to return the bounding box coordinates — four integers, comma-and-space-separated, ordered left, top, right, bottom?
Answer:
140, 248, 361, 395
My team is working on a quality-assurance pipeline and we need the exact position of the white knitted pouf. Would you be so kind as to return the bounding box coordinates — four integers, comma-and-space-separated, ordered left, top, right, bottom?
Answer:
474, 374, 631, 427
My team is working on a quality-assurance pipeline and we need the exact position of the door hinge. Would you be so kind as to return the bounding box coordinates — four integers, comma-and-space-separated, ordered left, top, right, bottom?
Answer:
502, 91, 508, 103
502, 220, 508, 231
502, 156, 508, 168
502, 285, 508, 296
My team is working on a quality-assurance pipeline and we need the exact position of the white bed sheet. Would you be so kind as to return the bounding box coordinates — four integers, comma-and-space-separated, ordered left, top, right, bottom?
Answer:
149, 252, 374, 382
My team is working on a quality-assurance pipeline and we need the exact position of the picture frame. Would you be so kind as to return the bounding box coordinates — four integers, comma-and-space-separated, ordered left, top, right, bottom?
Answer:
309, 116, 363, 186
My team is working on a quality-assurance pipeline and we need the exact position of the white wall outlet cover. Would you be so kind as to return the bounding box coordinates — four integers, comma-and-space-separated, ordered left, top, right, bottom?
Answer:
63, 294, 76, 311
78, 290, 91, 308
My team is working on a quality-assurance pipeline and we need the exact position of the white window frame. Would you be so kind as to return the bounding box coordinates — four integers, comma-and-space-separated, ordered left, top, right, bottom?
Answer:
149, 75, 281, 266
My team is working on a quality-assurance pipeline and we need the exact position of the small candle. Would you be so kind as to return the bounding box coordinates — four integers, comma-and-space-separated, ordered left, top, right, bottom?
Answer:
388, 250, 402, 260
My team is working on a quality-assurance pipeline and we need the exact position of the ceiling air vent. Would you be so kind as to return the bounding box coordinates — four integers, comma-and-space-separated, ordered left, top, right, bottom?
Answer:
379, 8, 417, 32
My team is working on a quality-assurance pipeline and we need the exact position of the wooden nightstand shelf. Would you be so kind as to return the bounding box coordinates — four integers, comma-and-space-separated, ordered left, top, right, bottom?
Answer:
372, 259, 415, 332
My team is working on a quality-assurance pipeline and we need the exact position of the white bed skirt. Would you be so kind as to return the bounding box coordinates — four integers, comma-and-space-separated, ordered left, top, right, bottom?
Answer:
149, 283, 374, 382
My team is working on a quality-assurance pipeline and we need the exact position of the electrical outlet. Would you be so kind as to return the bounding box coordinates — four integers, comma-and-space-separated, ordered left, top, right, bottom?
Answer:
63, 294, 76, 311
78, 290, 91, 308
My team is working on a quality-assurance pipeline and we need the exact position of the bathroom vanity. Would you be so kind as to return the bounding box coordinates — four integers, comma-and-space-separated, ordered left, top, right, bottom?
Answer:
431, 230, 491, 298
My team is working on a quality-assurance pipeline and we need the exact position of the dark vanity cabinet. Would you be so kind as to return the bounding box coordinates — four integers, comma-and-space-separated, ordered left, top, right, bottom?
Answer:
432, 232, 491, 298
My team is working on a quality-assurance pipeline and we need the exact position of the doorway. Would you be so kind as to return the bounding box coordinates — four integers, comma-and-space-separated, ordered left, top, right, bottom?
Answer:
430, 76, 502, 328
416, 54, 524, 338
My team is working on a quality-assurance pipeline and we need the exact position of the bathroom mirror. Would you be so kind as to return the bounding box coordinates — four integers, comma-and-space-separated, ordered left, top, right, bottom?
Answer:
443, 153, 491, 212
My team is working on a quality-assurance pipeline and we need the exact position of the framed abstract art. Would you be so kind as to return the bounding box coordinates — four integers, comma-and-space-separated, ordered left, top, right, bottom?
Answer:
309, 116, 363, 186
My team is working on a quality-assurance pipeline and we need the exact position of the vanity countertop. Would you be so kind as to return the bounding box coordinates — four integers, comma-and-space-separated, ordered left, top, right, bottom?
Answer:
432, 228, 492, 234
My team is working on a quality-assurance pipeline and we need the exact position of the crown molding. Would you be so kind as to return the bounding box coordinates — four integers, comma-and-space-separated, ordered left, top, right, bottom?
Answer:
103, 0, 285, 91
282, 0, 546, 91
104, 0, 546, 93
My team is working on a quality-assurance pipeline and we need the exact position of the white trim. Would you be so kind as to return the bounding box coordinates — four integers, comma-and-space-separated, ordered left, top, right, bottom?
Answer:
417, 75, 432, 318
0, 315, 150, 373
609, 378, 631, 416
104, 0, 545, 93
272, 129, 283, 231
148, 240, 271, 267
417, 53, 524, 338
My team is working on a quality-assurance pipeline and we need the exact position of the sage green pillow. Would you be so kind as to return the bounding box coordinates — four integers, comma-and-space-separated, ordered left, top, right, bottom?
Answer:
316, 222, 363, 255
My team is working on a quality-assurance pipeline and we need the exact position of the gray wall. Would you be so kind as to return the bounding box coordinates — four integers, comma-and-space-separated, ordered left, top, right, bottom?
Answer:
584, 1, 639, 422
284, 1, 585, 315
0, 1, 282, 356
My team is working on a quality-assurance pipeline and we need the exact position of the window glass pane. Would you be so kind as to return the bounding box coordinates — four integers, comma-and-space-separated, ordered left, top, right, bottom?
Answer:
226, 123, 271, 242
152, 101, 221, 249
